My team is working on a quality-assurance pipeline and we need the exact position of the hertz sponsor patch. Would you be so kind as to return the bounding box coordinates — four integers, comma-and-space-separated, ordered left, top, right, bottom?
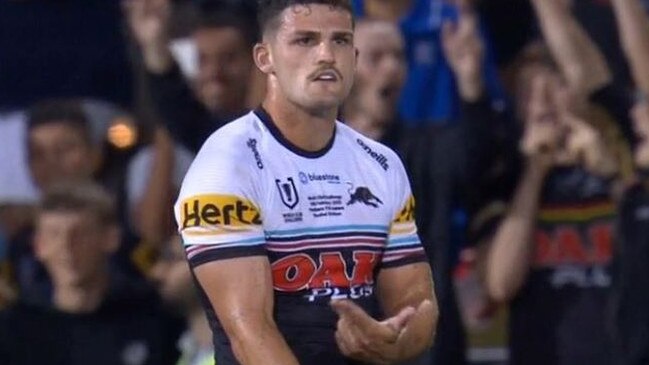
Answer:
180, 194, 261, 229
393, 195, 416, 224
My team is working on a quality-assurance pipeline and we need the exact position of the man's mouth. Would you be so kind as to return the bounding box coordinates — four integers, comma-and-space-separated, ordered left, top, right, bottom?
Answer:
311, 69, 340, 82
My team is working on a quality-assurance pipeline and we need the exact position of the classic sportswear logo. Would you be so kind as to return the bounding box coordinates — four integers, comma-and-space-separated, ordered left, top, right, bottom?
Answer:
356, 138, 389, 171
246, 138, 263, 169
181, 194, 261, 229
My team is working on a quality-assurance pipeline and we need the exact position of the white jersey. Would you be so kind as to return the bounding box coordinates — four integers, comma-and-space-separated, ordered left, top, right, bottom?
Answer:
175, 108, 425, 304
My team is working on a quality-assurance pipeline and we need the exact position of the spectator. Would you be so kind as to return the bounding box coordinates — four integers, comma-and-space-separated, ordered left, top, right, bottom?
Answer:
351, 0, 505, 124
126, 0, 259, 152
482, 65, 620, 365
10, 99, 190, 299
26, 100, 101, 192
464, 2, 643, 364
0, 182, 180, 365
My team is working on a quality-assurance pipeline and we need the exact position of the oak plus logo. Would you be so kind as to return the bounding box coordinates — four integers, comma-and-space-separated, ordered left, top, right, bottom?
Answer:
180, 194, 261, 229
271, 251, 380, 301
356, 138, 389, 171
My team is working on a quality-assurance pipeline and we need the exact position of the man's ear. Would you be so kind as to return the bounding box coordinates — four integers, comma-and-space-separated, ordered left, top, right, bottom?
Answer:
254, 42, 274, 75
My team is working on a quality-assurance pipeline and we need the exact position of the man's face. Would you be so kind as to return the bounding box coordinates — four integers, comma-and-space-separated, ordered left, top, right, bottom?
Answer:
35, 211, 117, 288
28, 122, 95, 191
262, 5, 356, 112
632, 101, 649, 169
193, 27, 253, 115
149, 236, 195, 312
353, 21, 406, 123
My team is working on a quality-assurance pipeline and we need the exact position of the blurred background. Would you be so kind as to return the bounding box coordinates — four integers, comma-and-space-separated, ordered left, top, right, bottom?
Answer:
1, 0, 649, 364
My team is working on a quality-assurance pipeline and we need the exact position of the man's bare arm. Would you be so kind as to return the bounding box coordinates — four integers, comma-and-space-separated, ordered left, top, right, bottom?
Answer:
124, 0, 175, 74
531, 0, 611, 95
611, 0, 649, 96
484, 159, 548, 302
377, 262, 438, 360
193, 256, 300, 365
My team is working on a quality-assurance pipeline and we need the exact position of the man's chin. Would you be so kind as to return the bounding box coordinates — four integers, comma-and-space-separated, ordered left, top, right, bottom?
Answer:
301, 97, 343, 114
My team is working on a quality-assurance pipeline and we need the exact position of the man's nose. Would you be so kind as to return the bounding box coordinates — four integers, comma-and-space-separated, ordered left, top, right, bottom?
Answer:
316, 41, 336, 64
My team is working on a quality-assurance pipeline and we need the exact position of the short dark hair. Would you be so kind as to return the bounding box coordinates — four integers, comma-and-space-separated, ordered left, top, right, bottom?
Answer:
257, 0, 353, 35
27, 99, 92, 145
193, 3, 259, 47
39, 181, 117, 226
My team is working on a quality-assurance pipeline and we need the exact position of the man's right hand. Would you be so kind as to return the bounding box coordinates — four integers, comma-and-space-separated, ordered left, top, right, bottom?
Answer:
332, 299, 432, 364
123, 0, 174, 73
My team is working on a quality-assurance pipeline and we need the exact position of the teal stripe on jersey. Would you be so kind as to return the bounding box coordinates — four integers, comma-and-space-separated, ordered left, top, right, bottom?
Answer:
265, 224, 389, 237
387, 236, 421, 247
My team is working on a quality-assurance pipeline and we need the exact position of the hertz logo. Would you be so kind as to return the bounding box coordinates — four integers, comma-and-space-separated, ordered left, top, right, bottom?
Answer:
393, 195, 416, 224
181, 195, 261, 229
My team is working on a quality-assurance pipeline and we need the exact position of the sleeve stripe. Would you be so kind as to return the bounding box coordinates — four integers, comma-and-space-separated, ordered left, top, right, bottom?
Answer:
383, 247, 425, 258
387, 236, 421, 246
185, 239, 265, 259
384, 243, 422, 252
188, 245, 267, 268
380, 252, 427, 268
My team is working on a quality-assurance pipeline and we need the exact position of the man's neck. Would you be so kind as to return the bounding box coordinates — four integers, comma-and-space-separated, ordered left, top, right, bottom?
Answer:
262, 91, 337, 153
364, 0, 412, 22
53, 274, 109, 314
188, 308, 213, 350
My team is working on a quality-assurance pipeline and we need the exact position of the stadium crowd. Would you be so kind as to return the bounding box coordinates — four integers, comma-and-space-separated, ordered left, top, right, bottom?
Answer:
0, 0, 648, 364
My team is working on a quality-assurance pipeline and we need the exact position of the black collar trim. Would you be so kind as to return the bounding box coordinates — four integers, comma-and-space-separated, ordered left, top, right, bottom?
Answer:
253, 107, 335, 159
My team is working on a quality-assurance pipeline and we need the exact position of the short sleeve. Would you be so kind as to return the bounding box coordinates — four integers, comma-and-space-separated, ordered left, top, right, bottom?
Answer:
383, 157, 428, 268
174, 134, 266, 268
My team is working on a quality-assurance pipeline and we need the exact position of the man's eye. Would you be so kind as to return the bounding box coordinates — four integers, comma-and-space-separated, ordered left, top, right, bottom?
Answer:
334, 37, 351, 45
295, 37, 313, 45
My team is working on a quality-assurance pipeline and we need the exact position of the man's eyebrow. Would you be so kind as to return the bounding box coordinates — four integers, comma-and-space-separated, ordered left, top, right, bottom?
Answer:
331, 31, 354, 38
290, 30, 319, 37
289, 30, 353, 38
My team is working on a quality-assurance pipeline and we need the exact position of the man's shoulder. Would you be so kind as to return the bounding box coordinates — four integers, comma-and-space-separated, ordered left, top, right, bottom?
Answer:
189, 111, 267, 170
203, 112, 262, 150
180, 112, 265, 192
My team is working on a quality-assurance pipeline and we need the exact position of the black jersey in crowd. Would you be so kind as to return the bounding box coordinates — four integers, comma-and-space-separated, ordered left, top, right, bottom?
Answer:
509, 167, 615, 365
0, 274, 182, 365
